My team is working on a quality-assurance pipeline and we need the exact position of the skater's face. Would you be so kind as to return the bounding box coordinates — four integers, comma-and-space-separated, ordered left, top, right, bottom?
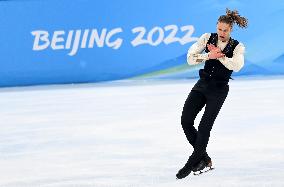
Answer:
216, 22, 232, 42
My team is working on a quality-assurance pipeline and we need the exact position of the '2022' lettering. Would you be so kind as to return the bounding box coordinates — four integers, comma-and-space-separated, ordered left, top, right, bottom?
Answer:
131, 25, 198, 46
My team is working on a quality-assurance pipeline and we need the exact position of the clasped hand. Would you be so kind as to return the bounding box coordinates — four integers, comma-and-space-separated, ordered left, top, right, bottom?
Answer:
207, 44, 225, 59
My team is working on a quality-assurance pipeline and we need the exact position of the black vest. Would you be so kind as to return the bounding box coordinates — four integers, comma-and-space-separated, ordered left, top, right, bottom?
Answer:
199, 33, 239, 82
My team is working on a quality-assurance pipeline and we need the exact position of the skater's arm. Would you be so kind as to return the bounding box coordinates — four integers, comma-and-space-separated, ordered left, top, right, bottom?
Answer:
218, 43, 245, 72
187, 33, 211, 65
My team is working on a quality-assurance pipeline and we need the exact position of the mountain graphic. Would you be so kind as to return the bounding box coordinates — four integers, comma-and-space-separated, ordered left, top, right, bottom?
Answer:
132, 51, 284, 80
134, 55, 270, 79
260, 53, 284, 74
132, 53, 202, 79
273, 54, 284, 64
248, 53, 284, 76
132, 53, 188, 76
234, 60, 271, 76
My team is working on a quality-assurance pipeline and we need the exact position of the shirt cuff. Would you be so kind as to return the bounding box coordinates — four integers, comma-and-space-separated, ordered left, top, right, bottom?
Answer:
193, 53, 209, 63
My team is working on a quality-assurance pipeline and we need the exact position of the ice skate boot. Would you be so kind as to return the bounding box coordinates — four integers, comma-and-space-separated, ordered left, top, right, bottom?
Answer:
192, 158, 214, 175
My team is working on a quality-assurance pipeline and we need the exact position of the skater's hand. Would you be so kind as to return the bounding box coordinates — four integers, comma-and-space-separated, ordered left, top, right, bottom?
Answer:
208, 51, 225, 59
207, 44, 221, 53
207, 44, 224, 59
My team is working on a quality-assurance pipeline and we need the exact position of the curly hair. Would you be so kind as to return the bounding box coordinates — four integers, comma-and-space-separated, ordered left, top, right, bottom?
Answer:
218, 8, 248, 29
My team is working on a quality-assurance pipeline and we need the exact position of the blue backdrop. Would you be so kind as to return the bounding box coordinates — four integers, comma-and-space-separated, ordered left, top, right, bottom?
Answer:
0, 0, 284, 87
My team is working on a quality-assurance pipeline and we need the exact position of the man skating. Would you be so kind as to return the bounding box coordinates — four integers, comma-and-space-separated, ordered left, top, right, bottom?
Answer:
176, 8, 248, 179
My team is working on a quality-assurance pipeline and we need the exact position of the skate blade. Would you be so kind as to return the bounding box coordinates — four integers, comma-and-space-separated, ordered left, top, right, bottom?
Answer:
193, 167, 214, 176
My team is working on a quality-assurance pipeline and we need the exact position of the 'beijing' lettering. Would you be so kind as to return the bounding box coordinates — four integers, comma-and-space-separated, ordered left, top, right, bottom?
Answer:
31, 28, 123, 56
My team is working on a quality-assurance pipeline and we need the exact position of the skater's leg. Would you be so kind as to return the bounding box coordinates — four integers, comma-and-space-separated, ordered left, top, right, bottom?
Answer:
181, 90, 211, 162
186, 91, 228, 168
181, 90, 206, 147
176, 90, 206, 179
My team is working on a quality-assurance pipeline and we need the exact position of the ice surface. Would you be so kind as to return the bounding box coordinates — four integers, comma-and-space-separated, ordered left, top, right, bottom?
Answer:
0, 77, 283, 187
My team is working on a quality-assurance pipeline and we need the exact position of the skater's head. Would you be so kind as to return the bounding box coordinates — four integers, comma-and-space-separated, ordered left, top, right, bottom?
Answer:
217, 8, 248, 42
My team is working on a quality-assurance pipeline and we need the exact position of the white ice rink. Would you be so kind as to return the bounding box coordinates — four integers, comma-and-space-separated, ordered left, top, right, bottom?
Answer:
0, 77, 283, 187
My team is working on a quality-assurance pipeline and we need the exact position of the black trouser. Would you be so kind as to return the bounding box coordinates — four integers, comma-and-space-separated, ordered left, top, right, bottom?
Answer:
181, 78, 229, 167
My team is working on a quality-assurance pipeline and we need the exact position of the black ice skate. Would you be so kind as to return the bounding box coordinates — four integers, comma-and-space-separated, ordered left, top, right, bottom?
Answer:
176, 162, 192, 179
192, 159, 214, 176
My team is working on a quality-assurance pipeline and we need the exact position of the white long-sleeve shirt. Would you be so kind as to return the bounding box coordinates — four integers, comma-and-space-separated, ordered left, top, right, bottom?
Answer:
187, 33, 245, 72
